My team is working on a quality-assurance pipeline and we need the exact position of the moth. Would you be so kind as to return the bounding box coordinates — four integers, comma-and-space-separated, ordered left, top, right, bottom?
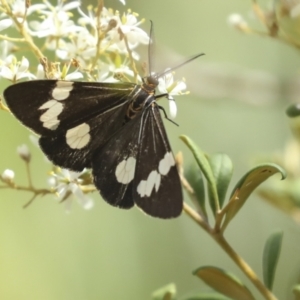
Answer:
3, 54, 203, 219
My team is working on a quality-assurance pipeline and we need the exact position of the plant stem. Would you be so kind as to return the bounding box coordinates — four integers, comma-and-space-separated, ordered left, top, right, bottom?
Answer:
213, 234, 277, 300
183, 202, 278, 300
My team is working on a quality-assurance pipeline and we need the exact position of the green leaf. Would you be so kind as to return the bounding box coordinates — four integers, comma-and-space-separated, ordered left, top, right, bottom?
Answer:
293, 285, 300, 300
152, 283, 176, 300
207, 153, 233, 208
184, 293, 231, 300
222, 163, 286, 229
286, 104, 300, 118
286, 105, 300, 142
263, 231, 284, 290
185, 164, 207, 217
193, 266, 255, 300
180, 135, 219, 214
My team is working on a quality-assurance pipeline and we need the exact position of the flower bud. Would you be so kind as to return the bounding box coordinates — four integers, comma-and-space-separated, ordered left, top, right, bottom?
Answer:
227, 14, 248, 31
17, 144, 31, 162
1, 169, 15, 183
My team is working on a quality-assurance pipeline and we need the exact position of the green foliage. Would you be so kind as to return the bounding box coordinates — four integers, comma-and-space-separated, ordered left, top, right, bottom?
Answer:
207, 153, 233, 209
167, 135, 286, 300
185, 164, 207, 218
181, 135, 285, 232
180, 135, 219, 215
262, 231, 284, 291
222, 164, 286, 230
193, 266, 255, 300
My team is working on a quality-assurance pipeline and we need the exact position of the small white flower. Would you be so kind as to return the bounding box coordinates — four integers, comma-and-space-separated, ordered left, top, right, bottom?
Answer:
29, 0, 83, 38
9, 0, 46, 21
0, 19, 13, 32
119, 0, 126, 5
64, 71, 83, 81
108, 63, 135, 81
0, 40, 16, 61
17, 144, 31, 162
54, 28, 97, 62
92, 60, 139, 83
168, 99, 177, 119
104, 10, 149, 52
36, 64, 45, 79
92, 62, 111, 82
227, 13, 248, 29
1, 169, 15, 182
77, 6, 99, 30
0, 55, 36, 82
49, 168, 94, 212
157, 72, 187, 118
47, 63, 83, 80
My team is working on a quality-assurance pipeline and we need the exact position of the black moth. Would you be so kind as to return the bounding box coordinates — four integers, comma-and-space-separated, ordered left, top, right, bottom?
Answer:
4, 54, 202, 219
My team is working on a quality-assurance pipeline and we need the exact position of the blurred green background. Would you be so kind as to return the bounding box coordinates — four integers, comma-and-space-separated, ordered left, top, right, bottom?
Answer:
1, 0, 300, 299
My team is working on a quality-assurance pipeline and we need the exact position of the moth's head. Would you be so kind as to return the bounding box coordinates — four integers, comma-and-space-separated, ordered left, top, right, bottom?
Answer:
143, 75, 159, 91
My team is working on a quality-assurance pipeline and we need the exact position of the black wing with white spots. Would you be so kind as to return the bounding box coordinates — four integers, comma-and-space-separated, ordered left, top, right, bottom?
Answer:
92, 111, 143, 209
4, 80, 135, 135
3, 79, 183, 218
92, 103, 182, 218
133, 104, 182, 218
5, 80, 135, 170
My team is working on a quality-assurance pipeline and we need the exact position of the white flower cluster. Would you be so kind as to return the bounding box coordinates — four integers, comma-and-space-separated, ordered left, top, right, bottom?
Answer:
48, 168, 94, 212
0, 0, 187, 92
0, 0, 148, 81
0, 0, 189, 211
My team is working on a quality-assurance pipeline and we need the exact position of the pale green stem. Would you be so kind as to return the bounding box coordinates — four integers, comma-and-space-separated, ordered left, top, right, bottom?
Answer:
183, 202, 278, 300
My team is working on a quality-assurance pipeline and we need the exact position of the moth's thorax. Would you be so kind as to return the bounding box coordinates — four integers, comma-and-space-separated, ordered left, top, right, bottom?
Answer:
126, 81, 156, 120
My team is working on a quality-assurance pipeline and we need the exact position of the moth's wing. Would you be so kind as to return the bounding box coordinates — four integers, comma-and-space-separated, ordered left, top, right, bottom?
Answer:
91, 114, 143, 209
133, 104, 183, 218
39, 102, 129, 171
4, 80, 135, 171
4, 80, 135, 135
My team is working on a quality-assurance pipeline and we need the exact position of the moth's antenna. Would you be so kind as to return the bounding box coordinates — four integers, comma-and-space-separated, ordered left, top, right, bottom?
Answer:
148, 20, 155, 76
157, 53, 205, 79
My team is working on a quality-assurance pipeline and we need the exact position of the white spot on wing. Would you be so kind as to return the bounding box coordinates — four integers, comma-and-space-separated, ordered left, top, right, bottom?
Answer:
66, 123, 90, 149
158, 152, 175, 175
137, 180, 146, 197
137, 170, 161, 197
39, 101, 63, 130
39, 99, 57, 109
38, 82, 73, 130
137, 152, 175, 198
115, 157, 136, 184
52, 81, 74, 101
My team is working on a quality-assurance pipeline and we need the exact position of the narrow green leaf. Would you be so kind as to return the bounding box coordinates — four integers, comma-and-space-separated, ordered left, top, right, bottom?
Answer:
193, 266, 255, 300
263, 231, 284, 290
185, 164, 207, 217
293, 285, 300, 300
152, 283, 176, 300
184, 293, 231, 300
222, 163, 286, 229
180, 135, 219, 214
207, 153, 233, 208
